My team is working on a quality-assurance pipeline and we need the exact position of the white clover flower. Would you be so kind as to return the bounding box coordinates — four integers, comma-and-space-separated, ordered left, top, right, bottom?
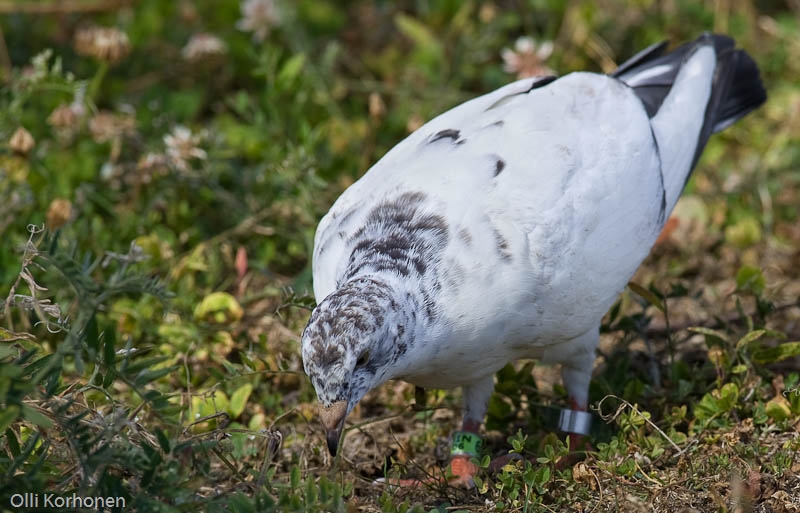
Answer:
182, 33, 228, 62
501, 37, 554, 79
74, 26, 131, 64
164, 125, 207, 172
236, 0, 281, 42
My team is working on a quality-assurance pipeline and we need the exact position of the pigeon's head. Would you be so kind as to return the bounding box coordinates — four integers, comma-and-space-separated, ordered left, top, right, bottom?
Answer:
301, 278, 409, 456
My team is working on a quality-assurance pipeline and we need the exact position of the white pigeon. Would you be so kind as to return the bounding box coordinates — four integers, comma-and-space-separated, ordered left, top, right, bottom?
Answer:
301, 33, 765, 485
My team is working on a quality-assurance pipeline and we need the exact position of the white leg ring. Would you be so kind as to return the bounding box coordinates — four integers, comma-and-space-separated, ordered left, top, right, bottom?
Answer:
558, 409, 592, 436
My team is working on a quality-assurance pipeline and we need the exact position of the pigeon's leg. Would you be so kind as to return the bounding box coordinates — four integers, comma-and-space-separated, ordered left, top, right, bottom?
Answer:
445, 375, 496, 487
490, 332, 597, 473
558, 330, 597, 456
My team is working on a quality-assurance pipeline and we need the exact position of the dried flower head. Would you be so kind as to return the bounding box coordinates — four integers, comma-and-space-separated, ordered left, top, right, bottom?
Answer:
46, 198, 73, 230
74, 26, 131, 64
9, 127, 35, 155
368, 92, 386, 120
501, 37, 554, 79
88, 111, 136, 143
479, 3, 497, 23
136, 152, 169, 183
182, 33, 228, 62
164, 126, 207, 172
406, 113, 424, 133
48, 102, 87, 129
236, 0, 281, 42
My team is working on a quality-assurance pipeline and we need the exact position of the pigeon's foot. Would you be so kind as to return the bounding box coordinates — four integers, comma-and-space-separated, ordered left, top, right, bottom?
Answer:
447, 454, 480, 487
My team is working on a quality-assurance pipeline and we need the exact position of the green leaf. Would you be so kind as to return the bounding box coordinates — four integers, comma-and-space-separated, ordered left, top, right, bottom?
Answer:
277, 54, 306, 88
765, 395, 791, 421
0, 405, 20, 432
155, 428, 171, 453
0, 344, 16, 359
21, 404, 53, 428
694, 383, 739, 425
0, 329, 34, 343
394, 13, 444, 69
725, 217, 762, 249
717, 382, 739, 411
193, 391, 230, 418
752, 342, 800, 364
688, 327, 729, 343
628, 281, 664, 312
194, 292, 243, 324
229, 383, 253, 418
103, 325, 117, 367
0, 362, 23, 378
736, 329, 766, 351
5, 428, 20, 456
85, 314, 100, 354
134, 364, 179, 387
735, 265, 766, 295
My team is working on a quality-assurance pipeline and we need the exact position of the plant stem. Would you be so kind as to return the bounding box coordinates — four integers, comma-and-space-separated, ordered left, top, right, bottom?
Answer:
87, 61, 109, 104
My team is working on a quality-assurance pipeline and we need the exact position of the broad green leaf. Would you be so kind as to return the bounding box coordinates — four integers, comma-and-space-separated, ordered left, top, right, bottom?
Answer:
717, 382, 739, 411
229, 383, 253, 418
735, 265, 766, 295
725, 217, 762, 249
695, 383, 739, 425
752, 342, 800, 364
194, 292, 243, 324
736, 329, 766, 350
765, 395, 791, 421
193, 391, 230, 418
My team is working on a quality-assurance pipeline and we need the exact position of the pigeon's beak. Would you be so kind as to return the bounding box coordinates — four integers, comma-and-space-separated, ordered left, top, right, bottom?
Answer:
319, 401, 347, 456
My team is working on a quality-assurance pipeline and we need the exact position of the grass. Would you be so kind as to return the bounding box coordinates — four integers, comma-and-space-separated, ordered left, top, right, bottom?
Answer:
0, 1, 799, 511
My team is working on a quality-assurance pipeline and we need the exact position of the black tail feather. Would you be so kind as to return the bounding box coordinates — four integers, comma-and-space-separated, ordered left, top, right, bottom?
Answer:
713, 47, 767, 132
612, 33, 765, 131
612, 33, 766, 172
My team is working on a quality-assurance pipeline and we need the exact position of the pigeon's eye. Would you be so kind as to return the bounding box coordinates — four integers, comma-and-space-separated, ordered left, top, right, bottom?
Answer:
355, 350, 370, 368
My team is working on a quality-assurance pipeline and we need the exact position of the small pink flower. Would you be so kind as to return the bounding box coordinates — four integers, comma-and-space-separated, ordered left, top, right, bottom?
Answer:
501, 37, 554, 79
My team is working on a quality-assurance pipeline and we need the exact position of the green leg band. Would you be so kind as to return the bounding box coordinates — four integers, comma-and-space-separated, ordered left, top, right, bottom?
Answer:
451, 431, 483, 458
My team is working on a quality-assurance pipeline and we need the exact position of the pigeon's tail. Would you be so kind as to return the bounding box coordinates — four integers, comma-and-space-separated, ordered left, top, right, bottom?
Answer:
613, 33, 766, 214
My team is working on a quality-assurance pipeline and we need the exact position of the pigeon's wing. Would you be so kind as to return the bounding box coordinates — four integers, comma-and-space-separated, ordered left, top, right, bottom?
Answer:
313, 71, 662, 325
434, 72, 667, 338
312, 76, 558, 301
